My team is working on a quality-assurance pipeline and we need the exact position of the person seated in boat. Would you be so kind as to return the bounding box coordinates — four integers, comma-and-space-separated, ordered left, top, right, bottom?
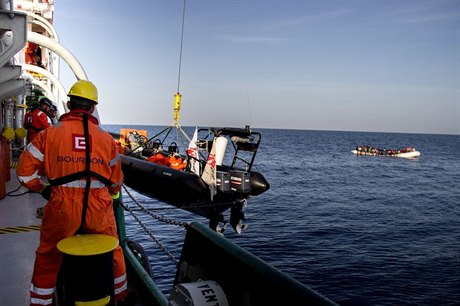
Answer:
167, 152, 187, 170
147, 146, 169, 166
403, 147, 415, 152
155, 141, 185, 170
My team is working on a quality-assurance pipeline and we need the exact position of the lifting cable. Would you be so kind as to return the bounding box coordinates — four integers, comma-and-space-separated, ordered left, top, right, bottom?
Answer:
171, 0, 190, 139
176, 0, 187, 94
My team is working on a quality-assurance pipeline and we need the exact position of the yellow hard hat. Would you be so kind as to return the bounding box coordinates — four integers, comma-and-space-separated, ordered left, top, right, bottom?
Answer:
68, 80, 98, 104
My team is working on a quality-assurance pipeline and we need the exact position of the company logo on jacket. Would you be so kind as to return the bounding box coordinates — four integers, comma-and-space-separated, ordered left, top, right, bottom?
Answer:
72, 134, 92, 152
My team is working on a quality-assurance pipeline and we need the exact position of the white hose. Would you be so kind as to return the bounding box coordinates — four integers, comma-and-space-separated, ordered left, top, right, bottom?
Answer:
22, 64, 68, 114
27, 31, 87, 81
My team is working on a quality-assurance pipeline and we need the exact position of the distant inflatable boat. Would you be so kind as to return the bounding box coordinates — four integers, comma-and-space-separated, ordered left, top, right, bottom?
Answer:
352, 146, 421, 159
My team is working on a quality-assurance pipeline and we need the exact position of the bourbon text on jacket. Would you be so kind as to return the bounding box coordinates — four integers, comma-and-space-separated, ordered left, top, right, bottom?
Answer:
57, 156, 103, 164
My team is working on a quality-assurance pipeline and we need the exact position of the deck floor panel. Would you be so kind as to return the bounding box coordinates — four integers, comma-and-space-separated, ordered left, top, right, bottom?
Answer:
1, 170, 43, 306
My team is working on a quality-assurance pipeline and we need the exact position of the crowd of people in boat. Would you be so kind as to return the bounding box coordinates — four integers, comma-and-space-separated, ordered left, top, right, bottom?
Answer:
355, 145, 417, 156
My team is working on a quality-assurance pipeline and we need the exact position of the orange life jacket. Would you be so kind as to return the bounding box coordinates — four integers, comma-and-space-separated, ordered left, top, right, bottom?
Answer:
147, 152, 169, 166
168, 154, 187, 170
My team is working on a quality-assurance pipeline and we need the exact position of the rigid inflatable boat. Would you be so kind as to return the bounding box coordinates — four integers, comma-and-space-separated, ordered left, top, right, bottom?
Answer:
118, 126, 270, 232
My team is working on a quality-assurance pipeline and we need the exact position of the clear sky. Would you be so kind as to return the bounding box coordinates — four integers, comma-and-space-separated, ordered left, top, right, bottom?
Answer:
53, 0, 459, 135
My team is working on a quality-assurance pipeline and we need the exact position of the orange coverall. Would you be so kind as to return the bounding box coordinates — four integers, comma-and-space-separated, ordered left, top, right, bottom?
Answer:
17, 110, 127, 306
24, 108, 50, 142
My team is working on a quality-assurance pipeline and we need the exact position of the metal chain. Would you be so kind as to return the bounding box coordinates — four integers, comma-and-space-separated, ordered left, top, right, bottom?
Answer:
121, 185, 242, 265
123, 185, 188, 227
121, 185, 183, 265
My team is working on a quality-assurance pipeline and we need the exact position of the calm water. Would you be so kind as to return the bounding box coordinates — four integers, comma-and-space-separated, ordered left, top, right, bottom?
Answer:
105, 125, 460, 306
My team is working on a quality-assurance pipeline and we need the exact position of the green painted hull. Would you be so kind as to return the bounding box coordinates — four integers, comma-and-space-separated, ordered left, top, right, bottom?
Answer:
114, 198, 337, 306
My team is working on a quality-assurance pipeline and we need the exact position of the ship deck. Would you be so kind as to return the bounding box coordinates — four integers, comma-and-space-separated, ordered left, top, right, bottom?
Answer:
0, 169, 45, 306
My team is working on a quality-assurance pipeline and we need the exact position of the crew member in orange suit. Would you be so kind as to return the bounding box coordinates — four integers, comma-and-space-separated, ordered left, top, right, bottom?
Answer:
16, 80, 128, 306
25, 42, 39, 65
168, 153, 187, 170
147, 146, 169, 166
24, 97, 52, 143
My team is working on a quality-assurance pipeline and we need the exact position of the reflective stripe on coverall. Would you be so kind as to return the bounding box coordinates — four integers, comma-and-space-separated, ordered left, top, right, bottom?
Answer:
16, 110, 127, 306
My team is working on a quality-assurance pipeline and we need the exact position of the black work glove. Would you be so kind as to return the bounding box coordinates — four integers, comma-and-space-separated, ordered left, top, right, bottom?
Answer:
40, 185, 52, 201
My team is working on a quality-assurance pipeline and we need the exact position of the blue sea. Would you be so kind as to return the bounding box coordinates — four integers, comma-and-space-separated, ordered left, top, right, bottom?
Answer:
105, 125, 460, 306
